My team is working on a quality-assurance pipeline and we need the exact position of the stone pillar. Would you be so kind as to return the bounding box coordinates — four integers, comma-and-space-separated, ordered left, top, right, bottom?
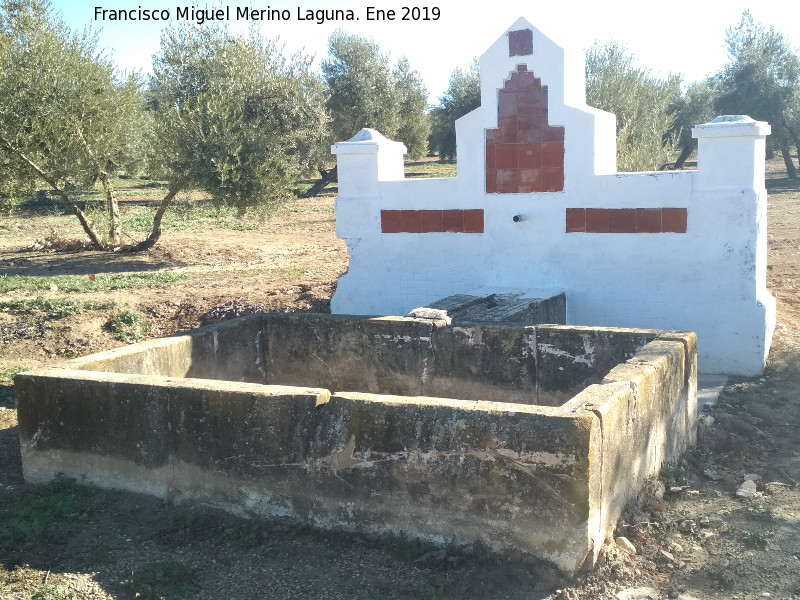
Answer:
331, 128, 406, 198
692, 115, 771, 190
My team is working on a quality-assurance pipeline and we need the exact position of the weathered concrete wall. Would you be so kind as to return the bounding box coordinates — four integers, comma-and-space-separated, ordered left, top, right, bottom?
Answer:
15, 315, 696, 574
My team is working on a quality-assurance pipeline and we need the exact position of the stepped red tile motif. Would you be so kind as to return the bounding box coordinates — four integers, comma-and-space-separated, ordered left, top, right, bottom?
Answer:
486, 64, 564, 194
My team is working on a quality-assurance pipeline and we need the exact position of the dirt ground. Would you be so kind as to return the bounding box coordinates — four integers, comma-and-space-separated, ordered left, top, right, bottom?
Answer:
1, 162, 799, 599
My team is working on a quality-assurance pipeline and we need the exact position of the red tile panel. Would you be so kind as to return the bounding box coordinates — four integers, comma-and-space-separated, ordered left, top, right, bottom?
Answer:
442, 210, 464, 232
463, 210, 485, 233
401, 210, 422, 233
586, 209, 612, 233
661, 208, 687, 233
508, 29, 533, 57
566, 208, 688, 234
635, 208, 661, 233
380, 210, 483, 234
542, 168, 564, 193
610, 208, 636, 233
381, 210, 402, 233
421, 210, 443, 233
485, 65, 564, 194
565, 208, 586, 233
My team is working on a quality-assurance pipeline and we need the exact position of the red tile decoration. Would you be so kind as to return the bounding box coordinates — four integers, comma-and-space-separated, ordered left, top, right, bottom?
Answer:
381, 210, 484, 234
565, 208, 687, 233
508, 29, 533, 57
486, 65, 564, 193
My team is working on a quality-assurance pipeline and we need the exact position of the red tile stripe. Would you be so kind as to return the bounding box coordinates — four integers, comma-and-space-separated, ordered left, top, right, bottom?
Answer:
566, 208, 687, 233
381, 210, 484, 234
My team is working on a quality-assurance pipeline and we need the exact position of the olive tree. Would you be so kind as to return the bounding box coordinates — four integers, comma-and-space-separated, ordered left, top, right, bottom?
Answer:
141, 24, 328, 249
304, 31, 429, 197
428, 59, 481, 160
586, 41, 682, 172
0, 0, 146, 248
715, 11, 800, 177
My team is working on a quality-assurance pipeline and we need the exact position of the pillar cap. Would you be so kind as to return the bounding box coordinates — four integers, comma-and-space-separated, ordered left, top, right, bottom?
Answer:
692, 115, 771, 139
332, 128, 407, 155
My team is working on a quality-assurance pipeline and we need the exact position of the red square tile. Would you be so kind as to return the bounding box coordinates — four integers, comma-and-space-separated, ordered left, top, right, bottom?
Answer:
586, 209, 612, 233
498, 91, 517, 118
516, 92, 538, 116
543, 167, 564, 192
464, 210, 484, 233
566, 208, 586, 233
518, 168, 542, 192
543, 126, 565, 142
400, 210, 422, 233
508, 29, 533, 56
518, 144, 542, 168
498, 116, 518, 143
495, 144, 518, 169
486, 168, 497, 194
635, 208, 661, 233
421, 210, 443, 233
517, 117, 543, 144
541, 141, 564, 169
610, 208, 636, 233
442, 210, 464, 232
381, 210, 402, 233
496, 169, 519, 194
662, 208, 687, 233
486, 143, 496, 169
513, 71, 535, 90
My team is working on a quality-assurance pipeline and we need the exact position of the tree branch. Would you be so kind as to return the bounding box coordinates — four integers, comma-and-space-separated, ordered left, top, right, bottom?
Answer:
0, 133, 106, 250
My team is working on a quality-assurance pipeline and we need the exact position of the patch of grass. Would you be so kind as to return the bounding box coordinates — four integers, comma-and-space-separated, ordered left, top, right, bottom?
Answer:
0, 297, 116, 319
658, 461, 686, 487
0, 272, 188, 295
31, 585, 76, 600
741, 526, 776, 550
0, 477, 92, 549
124, 560, 200, 600
122, 201, 263, 233
404, 158, 457, 179
105, 310, 148, 342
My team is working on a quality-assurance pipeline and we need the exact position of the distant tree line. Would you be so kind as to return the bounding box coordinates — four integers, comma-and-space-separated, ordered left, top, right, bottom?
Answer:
1, 1, 797, 252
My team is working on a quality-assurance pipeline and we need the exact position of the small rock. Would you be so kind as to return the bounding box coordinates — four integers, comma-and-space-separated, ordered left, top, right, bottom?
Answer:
49, 284, 58, 291
615, 536, 637, 555
744, 473, 762, 482
698, 516, 710, 527
703, 468, 721, 481
679, 520, 696, 533
671, 542, 684, 553
736, 480, 758, 498
659, 549, 675, 562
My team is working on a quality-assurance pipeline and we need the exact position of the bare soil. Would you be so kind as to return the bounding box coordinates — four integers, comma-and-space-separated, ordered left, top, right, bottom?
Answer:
1, 162, 799, 599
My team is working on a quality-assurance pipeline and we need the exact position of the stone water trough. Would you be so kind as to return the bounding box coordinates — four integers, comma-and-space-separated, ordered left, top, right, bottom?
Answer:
15, 312, 696, 574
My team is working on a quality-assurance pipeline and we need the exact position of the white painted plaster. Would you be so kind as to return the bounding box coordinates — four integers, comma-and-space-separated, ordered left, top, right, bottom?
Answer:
330, 17, 775, 376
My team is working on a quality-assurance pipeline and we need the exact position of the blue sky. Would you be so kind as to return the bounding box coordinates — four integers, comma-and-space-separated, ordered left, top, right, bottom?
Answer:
54, 1, 800, 100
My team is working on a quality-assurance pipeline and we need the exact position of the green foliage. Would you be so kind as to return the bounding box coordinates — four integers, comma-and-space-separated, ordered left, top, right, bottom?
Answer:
586, 42, 682, 171
149, 23, 328, 215
31, 585, 76, 600
0, 0, 148, 245
0, 297, 115, 319
428, 59, 481, 160
106, 309, 147, 342
715, 11, 800, 173
322, 31, 429, 157
0, 272, 187, 294
0, 476, 92, 548
393, 57, 431, 158
657, 461, 686, 487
